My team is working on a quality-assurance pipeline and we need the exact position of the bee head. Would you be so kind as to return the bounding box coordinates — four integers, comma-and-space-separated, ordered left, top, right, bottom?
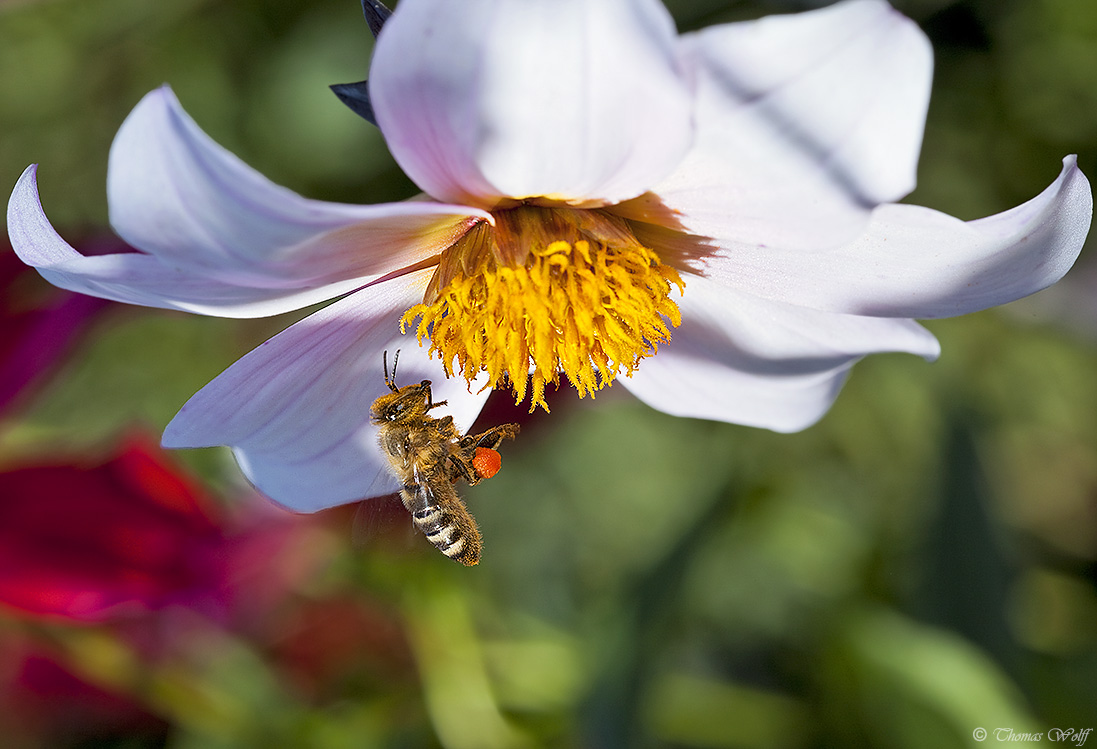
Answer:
370, 380, 432, 424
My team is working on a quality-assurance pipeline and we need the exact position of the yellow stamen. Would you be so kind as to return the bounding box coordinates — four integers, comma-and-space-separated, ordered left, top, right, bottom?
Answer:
401, 206, 685, 411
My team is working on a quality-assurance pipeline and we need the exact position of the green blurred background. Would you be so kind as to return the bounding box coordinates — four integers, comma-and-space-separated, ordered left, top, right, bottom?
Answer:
2, 0, 1096, 746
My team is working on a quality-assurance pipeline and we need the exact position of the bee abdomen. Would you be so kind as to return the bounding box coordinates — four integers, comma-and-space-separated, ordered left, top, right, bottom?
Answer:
400, 486, 482, 566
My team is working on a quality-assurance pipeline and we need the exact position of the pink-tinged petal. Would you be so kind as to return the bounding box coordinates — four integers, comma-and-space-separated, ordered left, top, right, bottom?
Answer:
620, 274, 939, 432
701, 156, 1092, 319
369, 0, 692, 208
108, 87, 489, 284
9, 164, 470, 318
7, 166, 371, 317
162, 270, 491, 512
644, 0, 931, 252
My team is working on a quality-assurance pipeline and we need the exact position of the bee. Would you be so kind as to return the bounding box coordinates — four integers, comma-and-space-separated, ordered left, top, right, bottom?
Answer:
370, 351, 519, 565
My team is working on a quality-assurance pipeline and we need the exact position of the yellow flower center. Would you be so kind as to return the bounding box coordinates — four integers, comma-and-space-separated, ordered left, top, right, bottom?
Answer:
401, 205, 685, 411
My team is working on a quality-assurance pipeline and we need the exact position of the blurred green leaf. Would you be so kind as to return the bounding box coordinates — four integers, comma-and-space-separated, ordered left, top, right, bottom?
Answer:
646, 673, 808, 749
402, 572, 534, 749
823, 606, 1041, 749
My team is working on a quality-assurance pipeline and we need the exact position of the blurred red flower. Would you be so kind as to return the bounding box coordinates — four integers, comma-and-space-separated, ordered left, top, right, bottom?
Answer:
0, 648, 169, 747
0, 440, 228, 621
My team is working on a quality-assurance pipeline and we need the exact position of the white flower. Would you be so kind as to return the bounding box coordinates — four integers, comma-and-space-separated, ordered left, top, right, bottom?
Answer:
7, 0, 1091, 510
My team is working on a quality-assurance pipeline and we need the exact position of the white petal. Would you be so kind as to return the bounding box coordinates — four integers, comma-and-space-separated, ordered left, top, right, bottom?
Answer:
162, 270, 491, 512
8, 164, 292, 314
7, 164, 464, 318
620, 274, 939, 432
369, 0, 692, 208
645, 0, 931, 251
700, 156, 1092, 318
108, 87, 489, 283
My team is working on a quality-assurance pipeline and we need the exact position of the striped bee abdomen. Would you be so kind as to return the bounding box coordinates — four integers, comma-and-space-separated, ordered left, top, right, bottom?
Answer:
400, 474, 482, 566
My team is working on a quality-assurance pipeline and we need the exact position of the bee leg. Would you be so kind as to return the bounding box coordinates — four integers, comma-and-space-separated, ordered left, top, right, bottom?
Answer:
447, 454, 477, 484
418, 379, 448, 412
463, 423, 520, 451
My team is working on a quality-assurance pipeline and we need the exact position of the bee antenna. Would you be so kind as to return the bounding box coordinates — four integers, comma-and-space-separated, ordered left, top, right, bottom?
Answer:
383, 349, 401, 392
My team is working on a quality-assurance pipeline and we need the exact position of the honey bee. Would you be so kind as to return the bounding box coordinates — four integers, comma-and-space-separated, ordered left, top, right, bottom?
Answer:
370, 351, 519, 565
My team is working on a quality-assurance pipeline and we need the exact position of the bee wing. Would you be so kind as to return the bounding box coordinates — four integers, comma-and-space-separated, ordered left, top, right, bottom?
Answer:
352, 493, 416, 551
